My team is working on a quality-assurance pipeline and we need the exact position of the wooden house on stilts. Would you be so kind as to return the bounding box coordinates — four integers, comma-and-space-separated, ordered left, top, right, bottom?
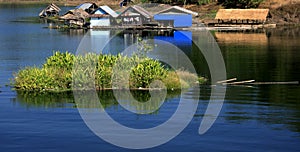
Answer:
118, 5, 153, 26
39, 3, 61, 18
89, 6, 118, 28
154, 6, 198, 28
60, 9, 90, 27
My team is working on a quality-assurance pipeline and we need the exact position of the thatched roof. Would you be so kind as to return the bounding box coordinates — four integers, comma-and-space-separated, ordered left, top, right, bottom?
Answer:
215, 9, 270, 21
60, 9, 90, 20
39, 3, 61, 17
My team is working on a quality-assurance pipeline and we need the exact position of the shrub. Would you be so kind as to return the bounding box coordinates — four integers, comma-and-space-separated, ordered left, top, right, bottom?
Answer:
130, 58, 167, 88
72, 53, 98, 89
43, 51, 74, 70
14, 67, 71, 91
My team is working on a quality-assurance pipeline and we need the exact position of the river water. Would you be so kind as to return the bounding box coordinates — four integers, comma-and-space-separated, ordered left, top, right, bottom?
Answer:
0, 4, 299, 152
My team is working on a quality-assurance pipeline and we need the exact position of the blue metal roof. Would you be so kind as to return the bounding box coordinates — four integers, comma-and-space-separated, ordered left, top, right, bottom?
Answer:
98, 6, 118, 18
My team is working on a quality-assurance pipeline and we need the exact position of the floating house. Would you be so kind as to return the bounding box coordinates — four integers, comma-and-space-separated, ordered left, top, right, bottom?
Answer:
39, 3, 61, 18
154, 6, 198, 28
118, 5, 152, 26
75, 2, 99, 14
90, 6, 119, 28
60, 9, 90, 27
215, 9, 270, 24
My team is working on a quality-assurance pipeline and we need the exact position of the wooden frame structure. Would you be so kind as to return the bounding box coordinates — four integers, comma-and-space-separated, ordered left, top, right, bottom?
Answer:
215, 9, 270, 25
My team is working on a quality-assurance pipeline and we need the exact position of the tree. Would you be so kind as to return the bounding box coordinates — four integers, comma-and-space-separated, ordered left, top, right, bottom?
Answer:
218, 0, 264, 8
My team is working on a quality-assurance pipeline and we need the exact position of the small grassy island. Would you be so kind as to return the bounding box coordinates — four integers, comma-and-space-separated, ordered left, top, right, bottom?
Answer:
14, 52, 206, 92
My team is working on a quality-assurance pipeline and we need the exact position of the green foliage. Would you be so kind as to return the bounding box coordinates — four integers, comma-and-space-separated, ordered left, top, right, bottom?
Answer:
14, 67, 72, 91
96, 54, 117, 89
219, 0, 264, 8
130, 58, 167, 88
140, 0, 150, 3
198, 0, 211, 5
14, 51, 206, 92
72, 53, 98, 89
43, 51, 74, 70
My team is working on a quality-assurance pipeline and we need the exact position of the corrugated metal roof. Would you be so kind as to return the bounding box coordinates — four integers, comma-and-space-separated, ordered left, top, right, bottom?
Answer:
138, 4, 170, 15
157, 6, 198, 16
119, 5, 152, 18
49, 3, 61, 11
132, 5, 152, 18
75, 3, 93, 10
99, 5, 118, 18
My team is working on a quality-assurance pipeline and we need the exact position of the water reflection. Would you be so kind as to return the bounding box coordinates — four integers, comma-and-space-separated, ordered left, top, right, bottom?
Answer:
16, 90, 182, 113
215, 31, 267, 45
224, 85, 300, 133
215, 27, 300, 82
15, 91, 74, 108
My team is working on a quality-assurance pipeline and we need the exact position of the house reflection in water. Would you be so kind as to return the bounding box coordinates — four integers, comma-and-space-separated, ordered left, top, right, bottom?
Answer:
89, 30, 126, 55
152, 30, 192, 69
87, 30, 192, 62
89, 30, 111, 53
154, 30, 192, 51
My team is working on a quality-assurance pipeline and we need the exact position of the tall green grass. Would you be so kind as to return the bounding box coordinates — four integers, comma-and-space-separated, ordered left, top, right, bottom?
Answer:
14, 51, 206, 92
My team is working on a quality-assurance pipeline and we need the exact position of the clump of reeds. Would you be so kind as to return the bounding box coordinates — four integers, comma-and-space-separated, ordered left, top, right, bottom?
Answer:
14, 51, 206, 92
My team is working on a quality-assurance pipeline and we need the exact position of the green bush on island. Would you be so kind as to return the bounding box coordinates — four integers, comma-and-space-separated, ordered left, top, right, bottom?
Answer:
14, 51, 206, 92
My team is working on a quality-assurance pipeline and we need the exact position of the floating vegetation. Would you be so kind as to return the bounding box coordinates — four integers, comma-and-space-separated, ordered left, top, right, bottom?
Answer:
10, 16, 43, 23
13, 51, 206, 92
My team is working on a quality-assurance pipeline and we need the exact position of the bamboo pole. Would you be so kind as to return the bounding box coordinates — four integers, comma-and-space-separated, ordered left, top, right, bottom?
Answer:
216, 78, 237, 84
222, 80, 255, 85
249, 81, 299, 85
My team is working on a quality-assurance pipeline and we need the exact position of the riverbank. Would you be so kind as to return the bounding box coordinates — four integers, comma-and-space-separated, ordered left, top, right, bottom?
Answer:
190, 1, 300, 26
1, 0, 298, 26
